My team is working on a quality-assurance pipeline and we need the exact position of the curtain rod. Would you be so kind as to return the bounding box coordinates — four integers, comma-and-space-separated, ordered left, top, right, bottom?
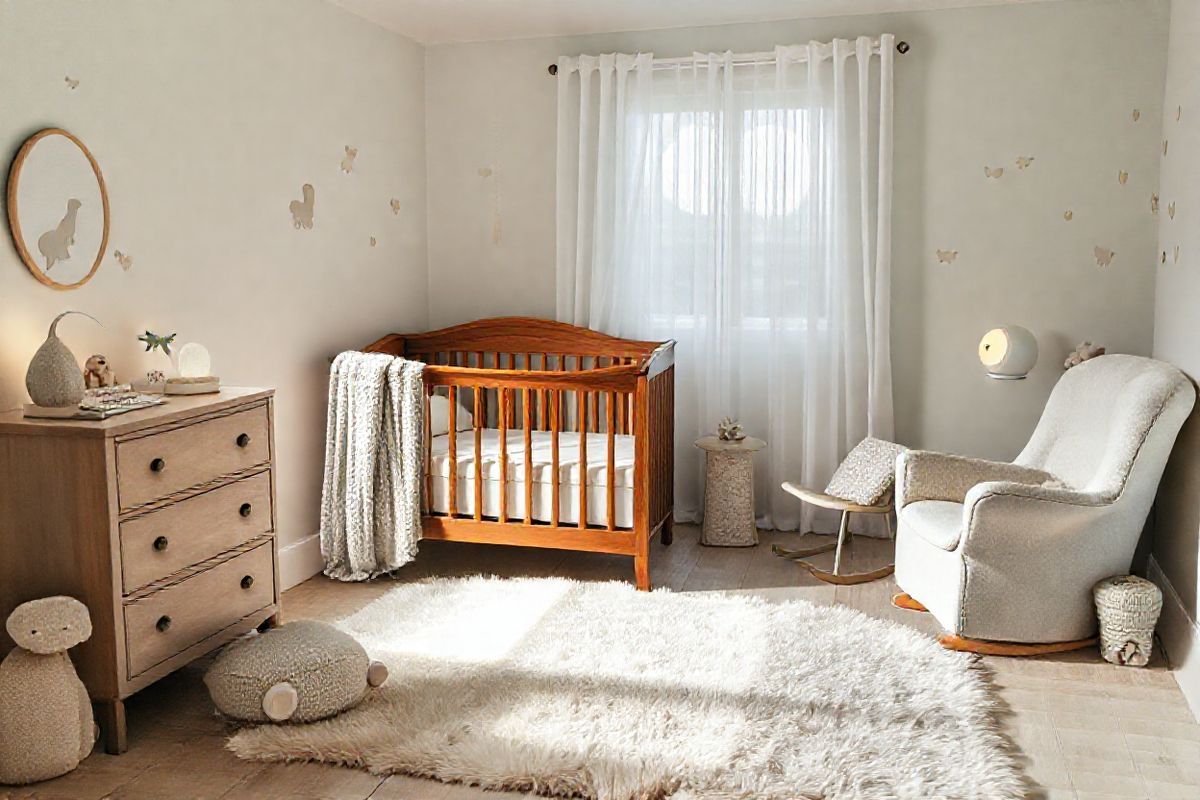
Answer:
547, 38, 909, 76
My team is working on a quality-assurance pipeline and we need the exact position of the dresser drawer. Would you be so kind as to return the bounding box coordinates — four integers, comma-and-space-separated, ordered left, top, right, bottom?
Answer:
124, 542, 275, 677
119, 471, 273, 593
116, 405, 270, 511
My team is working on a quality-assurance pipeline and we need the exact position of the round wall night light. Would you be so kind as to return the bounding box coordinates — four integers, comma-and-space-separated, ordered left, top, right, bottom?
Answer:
978, 326, 1038, 380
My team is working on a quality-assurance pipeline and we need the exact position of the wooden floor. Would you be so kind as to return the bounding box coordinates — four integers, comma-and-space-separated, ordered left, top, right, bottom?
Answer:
10, 525, 1200, 800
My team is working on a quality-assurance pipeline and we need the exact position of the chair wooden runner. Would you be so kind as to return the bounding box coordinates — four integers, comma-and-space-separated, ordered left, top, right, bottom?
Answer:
773, 482, 894, 585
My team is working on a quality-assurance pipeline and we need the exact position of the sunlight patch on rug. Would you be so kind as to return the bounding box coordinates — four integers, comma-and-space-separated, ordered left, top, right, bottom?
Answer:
228, 577, 1023, 800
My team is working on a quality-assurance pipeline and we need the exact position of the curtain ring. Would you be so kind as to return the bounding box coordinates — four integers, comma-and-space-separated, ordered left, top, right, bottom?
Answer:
896, 41, 910, 54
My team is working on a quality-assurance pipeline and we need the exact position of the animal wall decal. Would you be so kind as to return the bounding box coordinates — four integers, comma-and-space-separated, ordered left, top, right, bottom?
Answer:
1168, 202, 1176, 220
1164, 140, 1169, 156
341, 146, 357, 174
1132, 109, 1141, 122
290, 184, 315, 230
64, 76, 79, 90
38, 199, 82, 269
1177, 105, 1182, 122
1094, 246, 1116, 268
478, 167, 502, 244
935, 249, 958, 264
369, 236, 377, 247
390, 198, 401, 215
113, 250, 133, 270
1063, 210, 1074, 221
1118, 170, 1129, 185
1151, 194, 1160, 214
1175, 246, 1181, 264
984, 166, 1004, 179
1015, 156, 1034, 170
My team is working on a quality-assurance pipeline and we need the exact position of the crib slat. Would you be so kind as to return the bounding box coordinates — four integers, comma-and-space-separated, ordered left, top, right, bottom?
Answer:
538, 353, 549, 431
424, 385, 433, 514
590, 357, 601, 433
447, 387, 458, 518
555, 354, 567, 432
606, 390, 616, 530
504, 353, 516, 422
523, 388, 533, 525
551, 389, 561, 527
499, 387, 508, 522
578, 390, 588, 529
616, 359, 627, 434
473, 380, 483, 521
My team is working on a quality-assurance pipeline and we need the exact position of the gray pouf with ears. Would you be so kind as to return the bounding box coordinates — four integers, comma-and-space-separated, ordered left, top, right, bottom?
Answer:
204, 620, 388, 724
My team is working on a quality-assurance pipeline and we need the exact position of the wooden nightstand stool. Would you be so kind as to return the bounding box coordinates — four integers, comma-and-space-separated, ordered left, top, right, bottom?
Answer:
0, 388, 280, 754
695, 436, 766, 547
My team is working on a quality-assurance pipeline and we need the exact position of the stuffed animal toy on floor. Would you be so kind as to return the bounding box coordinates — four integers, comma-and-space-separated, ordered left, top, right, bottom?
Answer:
0, 596, 96, 785
204, 620, 388, 724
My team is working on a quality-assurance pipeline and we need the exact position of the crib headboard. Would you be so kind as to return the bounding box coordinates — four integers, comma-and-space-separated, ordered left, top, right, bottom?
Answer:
364, 317, 666, 368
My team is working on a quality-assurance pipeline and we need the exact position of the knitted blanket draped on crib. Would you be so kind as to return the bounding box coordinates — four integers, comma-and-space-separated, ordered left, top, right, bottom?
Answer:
321, 351, 425, 581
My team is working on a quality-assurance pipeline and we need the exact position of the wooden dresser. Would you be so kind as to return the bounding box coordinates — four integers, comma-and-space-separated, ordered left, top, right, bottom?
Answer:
0, 388, 280, 754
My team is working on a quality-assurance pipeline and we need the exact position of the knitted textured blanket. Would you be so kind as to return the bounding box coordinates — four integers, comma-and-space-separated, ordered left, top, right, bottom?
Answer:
321, 351, 424, 581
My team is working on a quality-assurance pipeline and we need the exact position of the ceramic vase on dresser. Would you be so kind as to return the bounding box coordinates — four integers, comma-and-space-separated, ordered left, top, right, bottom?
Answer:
0, 388, 280, 754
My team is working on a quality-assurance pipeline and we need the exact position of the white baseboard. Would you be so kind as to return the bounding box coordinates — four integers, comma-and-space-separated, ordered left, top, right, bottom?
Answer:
279, 533, 324, 590
1147, 555, 1200, 721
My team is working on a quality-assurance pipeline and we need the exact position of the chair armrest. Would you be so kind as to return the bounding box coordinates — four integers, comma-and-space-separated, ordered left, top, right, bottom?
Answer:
895, 451, 1056, 509
960, 480, 1111, 557
955, 481, 1122, 642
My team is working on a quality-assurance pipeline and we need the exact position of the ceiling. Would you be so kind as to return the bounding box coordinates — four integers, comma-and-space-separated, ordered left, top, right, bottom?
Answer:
331, 0, 1048, 45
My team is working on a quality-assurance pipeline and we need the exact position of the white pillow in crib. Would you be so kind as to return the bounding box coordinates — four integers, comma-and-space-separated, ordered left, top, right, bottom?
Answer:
429, 394, 474, 436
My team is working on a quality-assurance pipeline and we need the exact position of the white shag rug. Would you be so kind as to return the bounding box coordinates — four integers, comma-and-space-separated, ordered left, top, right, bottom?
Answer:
228, 577, 1022, 800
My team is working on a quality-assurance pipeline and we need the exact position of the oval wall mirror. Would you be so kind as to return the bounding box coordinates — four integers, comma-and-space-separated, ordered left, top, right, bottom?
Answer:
6, 128, 110, 290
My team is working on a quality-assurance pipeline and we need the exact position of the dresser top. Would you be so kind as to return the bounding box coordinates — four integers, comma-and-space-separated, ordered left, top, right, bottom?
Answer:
0, 387, 273, 438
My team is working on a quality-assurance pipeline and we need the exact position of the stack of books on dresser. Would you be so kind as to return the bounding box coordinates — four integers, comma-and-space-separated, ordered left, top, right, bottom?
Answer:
23, 385, 167, 420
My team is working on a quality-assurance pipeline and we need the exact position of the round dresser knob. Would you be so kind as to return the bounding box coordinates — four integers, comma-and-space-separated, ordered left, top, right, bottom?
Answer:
153, 536, 169, 552
236, 433, 251, 448
156, 615, 172, 633
239, 503, 253, 518
240, 575, 254, 590
150, 458, 166, 472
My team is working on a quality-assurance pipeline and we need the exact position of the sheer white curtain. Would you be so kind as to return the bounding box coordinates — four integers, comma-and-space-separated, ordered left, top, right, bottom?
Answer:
555, 38, 895, 532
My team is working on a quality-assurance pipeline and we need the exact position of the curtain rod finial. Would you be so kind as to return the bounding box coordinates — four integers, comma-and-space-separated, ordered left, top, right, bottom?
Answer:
548, 63, 558, 76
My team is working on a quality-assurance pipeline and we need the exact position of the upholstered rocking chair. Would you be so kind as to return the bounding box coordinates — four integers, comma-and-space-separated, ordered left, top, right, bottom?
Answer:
892, 355, 1194, 655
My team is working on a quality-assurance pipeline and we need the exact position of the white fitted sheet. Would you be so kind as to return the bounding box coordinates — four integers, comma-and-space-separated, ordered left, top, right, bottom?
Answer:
429, 429, 635, 528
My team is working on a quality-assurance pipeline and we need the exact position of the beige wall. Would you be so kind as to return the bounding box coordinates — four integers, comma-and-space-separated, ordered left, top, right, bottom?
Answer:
425, 0, 1169, 461
1149, 0, 1200, 717
0, 0, 428, 586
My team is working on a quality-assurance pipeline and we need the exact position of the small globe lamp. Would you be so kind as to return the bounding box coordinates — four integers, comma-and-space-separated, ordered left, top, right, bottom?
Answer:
165, 343, 220, 395
979, 326, 1038, 380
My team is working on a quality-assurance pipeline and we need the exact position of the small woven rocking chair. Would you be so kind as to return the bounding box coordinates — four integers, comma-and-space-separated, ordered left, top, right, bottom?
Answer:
774, 438, 906, 585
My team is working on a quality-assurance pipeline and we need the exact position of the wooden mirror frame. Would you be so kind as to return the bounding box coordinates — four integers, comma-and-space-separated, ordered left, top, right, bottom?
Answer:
6, 128, 111, 290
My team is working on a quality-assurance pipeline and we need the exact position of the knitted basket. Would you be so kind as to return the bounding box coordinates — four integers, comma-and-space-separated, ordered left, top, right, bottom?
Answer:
1093, 575, 1162, 667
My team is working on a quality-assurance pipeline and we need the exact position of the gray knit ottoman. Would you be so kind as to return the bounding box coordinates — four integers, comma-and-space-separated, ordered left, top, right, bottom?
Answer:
204, 620, 388, 723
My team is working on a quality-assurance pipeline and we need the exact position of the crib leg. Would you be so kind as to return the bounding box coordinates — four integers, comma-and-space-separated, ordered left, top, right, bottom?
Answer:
634, 530, 651, 591
660, 517, 673, 546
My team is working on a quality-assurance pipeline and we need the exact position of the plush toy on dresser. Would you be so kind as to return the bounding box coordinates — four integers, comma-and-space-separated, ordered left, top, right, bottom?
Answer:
0, 596, 96, 785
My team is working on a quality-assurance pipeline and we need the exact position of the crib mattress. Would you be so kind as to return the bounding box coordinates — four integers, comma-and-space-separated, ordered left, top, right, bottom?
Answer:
429, 429, 635, 528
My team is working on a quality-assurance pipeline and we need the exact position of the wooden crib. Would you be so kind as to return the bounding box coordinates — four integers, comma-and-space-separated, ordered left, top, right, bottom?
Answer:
364, 317, 675, 590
